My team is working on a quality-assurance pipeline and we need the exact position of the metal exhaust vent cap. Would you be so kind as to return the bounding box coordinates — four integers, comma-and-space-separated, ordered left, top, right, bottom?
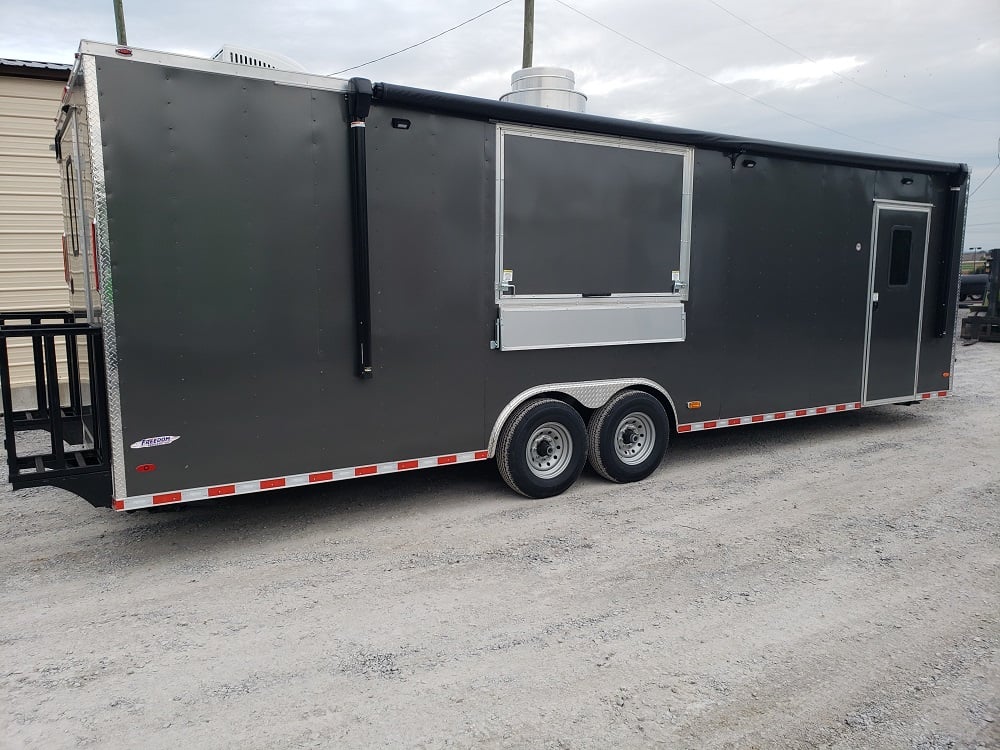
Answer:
501, 66, 587, 113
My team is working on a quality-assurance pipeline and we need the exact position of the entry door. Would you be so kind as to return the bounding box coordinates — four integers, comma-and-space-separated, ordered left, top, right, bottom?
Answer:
864, 203, 930, 404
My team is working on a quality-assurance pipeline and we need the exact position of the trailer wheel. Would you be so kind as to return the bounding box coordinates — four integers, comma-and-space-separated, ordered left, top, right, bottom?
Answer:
496, 398, 588, 498
588, 390, 669, 483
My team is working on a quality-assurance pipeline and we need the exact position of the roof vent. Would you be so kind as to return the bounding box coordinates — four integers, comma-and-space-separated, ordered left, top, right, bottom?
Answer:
212, 45, 306, 73
500, 66, 587, 113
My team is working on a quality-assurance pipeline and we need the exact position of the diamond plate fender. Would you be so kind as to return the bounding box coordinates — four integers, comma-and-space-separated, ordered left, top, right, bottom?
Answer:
487, 378, 678, 457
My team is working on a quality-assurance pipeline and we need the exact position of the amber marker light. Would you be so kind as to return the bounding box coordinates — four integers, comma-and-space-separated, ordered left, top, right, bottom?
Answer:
687, 401, 702, 409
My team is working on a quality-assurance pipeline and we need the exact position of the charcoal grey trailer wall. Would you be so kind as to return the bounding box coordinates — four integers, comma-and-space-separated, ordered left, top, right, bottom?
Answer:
91, 53, 964, 502
97, 58, 490, 497
366, 85, 961, 441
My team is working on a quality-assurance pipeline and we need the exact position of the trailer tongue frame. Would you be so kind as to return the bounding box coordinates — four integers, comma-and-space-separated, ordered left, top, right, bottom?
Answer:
0, 41, 969, 511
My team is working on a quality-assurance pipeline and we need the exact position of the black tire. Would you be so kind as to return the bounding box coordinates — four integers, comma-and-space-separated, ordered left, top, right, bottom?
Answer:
588, 390, 669, 483
496, 398, 588, 498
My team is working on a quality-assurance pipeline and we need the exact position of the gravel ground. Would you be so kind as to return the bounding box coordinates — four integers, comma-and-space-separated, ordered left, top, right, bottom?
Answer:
1, 335, 998, 749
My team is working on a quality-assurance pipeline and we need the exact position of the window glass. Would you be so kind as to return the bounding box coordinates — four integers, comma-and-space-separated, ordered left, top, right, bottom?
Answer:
888, 227, 911, 286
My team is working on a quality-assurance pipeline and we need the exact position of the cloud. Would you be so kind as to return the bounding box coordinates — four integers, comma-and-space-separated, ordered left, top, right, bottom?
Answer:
572, 70, 658, 98
715, 56, 866, 91
452, 68, 512, 99
974, 39, 1000, 57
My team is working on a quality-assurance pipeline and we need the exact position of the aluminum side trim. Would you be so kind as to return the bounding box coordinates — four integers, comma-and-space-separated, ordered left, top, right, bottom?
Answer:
679, 401, 862, 431
114, 449, 490, 511
79, 40, 349, 92
949, 186, 969, 381
865, 391, 947, 406
83, 54, 127, 499
861, 201, 879, 403
912, 211, 933, 395
678, 391, 948, 432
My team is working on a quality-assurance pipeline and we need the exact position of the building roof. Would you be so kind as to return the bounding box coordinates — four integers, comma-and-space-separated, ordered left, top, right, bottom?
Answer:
0, 59, 72, 81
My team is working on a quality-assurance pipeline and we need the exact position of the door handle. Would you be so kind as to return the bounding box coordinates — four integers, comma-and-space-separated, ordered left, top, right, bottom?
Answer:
872, 291, 879, 311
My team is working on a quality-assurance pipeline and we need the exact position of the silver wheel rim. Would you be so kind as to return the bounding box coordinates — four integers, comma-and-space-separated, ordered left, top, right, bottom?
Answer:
614, 411, 655, 465
525, 422, 573, 479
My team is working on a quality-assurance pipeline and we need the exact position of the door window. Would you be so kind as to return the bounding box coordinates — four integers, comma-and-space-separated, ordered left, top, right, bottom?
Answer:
888, 226, 912, 286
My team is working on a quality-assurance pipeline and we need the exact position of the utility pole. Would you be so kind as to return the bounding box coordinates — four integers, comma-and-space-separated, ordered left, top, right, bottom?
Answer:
522, 0, 534, 69
113, 0, 127, 45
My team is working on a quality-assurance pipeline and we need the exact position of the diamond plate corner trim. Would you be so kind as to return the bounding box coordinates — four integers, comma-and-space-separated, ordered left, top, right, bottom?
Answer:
486, 378, 677, 456
83, 55, 127, 499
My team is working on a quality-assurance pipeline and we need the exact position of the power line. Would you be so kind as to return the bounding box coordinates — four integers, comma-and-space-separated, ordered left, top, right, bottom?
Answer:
330, 0, 515, 76
970, 164, 999, 197
969, 138, 1000, 197
552, 0, 935, 158
702, 0, 1000, 125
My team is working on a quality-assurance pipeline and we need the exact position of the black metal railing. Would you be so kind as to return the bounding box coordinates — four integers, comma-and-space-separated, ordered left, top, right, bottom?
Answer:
0, 311, 112, 506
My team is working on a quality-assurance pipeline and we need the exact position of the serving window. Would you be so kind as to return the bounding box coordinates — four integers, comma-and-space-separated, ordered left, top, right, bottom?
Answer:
495, 125, 693, 350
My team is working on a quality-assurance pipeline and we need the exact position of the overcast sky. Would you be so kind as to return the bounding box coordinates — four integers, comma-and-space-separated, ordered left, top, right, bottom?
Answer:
3, 0, 999, 249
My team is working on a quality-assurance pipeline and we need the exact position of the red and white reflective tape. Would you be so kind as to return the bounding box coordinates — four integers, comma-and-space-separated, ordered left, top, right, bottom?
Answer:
112, 449, 490, 511
919, 390, 949, 400
677, 391, 948, 434
113, 390, 951, 510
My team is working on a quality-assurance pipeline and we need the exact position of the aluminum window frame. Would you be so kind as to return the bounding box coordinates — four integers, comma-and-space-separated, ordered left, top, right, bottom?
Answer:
494, 123, 695, 304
